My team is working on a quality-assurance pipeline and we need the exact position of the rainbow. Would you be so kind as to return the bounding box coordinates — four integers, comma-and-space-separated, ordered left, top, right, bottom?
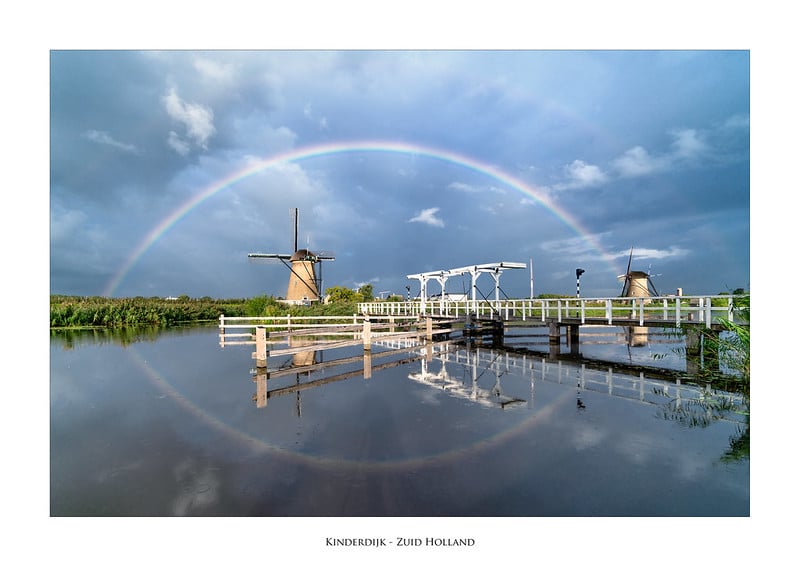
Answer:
104, 140, 619, 296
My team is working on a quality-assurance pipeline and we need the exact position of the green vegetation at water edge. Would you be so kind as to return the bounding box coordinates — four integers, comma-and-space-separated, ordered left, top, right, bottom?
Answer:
50, 291, 374, 328
50, 295, 249, 328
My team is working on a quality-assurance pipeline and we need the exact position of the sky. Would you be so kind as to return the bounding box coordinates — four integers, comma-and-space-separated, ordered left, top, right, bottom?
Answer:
50, 50, 749, 300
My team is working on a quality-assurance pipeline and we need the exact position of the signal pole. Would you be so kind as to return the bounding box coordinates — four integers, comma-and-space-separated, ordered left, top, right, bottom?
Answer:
529, 258, 534, 299
576, 268, 585, 298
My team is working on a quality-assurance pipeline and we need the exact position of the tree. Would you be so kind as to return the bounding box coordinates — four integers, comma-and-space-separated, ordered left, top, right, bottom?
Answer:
326, 286, 358, 303
358, 284, 374, 302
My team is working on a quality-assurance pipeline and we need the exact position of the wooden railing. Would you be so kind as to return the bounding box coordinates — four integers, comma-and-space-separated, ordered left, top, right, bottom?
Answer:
358, 295, 747, 329
218, 314, 454, 366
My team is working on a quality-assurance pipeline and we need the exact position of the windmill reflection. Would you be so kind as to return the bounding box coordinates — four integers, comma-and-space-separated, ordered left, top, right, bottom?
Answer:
625, 326, 649, 347
251, 340, 446, 412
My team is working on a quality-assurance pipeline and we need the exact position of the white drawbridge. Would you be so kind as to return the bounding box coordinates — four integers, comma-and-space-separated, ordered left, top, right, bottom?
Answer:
407, 261, 527, 312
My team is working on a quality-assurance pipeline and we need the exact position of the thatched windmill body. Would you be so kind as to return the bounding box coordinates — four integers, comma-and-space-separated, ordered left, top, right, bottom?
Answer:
248, 208, 334, 304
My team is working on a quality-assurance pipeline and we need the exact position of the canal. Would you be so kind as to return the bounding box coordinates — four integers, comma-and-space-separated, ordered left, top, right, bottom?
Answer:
50, 324, 748, 517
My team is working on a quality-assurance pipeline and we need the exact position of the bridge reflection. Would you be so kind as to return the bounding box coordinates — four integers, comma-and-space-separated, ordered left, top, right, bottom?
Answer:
248, 339, 747, 428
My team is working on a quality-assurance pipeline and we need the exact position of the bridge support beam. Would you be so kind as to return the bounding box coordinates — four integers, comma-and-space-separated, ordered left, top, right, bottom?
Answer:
548, 322, 561, 344
685, 328, 720, 374
567, 324, 580, 356
492, 318, 504, 347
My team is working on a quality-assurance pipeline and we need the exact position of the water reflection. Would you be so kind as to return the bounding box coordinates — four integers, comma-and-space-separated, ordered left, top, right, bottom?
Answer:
247, 335, 749, 455
51, 326, 749, 516
408, 349, 527, 409
625, 326, 649, 347
51, 323, 215, 349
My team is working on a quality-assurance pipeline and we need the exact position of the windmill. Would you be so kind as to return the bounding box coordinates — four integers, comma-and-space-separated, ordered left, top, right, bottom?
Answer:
248, 208, 335, 304
617, 247, 660, 298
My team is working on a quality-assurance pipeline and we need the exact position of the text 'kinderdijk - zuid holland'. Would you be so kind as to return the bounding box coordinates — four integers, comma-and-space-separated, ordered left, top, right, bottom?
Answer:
326, 538, 476, 547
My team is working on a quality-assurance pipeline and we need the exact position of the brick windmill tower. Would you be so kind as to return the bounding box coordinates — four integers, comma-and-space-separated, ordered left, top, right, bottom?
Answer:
617, 247, 660, 299
248, 208, 335, 304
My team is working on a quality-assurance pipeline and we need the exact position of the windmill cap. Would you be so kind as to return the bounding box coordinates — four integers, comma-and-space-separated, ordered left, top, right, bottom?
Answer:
290, 249, 315, 261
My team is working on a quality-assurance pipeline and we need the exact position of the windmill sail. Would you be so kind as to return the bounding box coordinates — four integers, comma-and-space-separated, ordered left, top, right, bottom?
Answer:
618, 246, 634, 296
248, 208, 335, 303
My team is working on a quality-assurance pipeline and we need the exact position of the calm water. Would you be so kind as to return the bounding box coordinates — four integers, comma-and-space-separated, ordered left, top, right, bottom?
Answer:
50, 325, 749, 516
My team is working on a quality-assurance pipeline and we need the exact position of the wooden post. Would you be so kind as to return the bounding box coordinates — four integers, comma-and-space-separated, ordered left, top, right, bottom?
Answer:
254, 367, 268, 408
255, 326, 269, 368
363, 350, 372, 379
363, 317, 372, 351
685, 328, 701, 375
426, 316, 433, 342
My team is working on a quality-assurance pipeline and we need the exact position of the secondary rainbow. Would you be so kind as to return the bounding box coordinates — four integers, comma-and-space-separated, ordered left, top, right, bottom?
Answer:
104, 140, 619, 296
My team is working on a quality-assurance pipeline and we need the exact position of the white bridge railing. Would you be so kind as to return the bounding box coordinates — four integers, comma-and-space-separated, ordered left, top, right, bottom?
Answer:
358, 295, 747, 329
218, 314, 421, 345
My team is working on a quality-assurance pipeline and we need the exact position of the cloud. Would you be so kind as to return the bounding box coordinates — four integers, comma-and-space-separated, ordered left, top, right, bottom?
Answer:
354, 277, 381, 288
561, 159, 608, 188
552, 118, 744, 190
193, 57, 235, 83
83, 130, 140, 154
613, 127, 713, 178
448, 181, 479, 193
670, 128, 708, 160
167, 131, 191, 156
613, 246, 690, 261
163, 88, 216, 152
722, 113, 749, 130
408, 207, 445, 227
548, 159, 609, 192
541, 233, 611, 259
612, 146, 669, 177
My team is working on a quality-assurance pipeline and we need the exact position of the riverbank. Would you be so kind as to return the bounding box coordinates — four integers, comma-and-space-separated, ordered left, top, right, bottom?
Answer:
49, 295, 362, 328
49, 295, 249, 328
